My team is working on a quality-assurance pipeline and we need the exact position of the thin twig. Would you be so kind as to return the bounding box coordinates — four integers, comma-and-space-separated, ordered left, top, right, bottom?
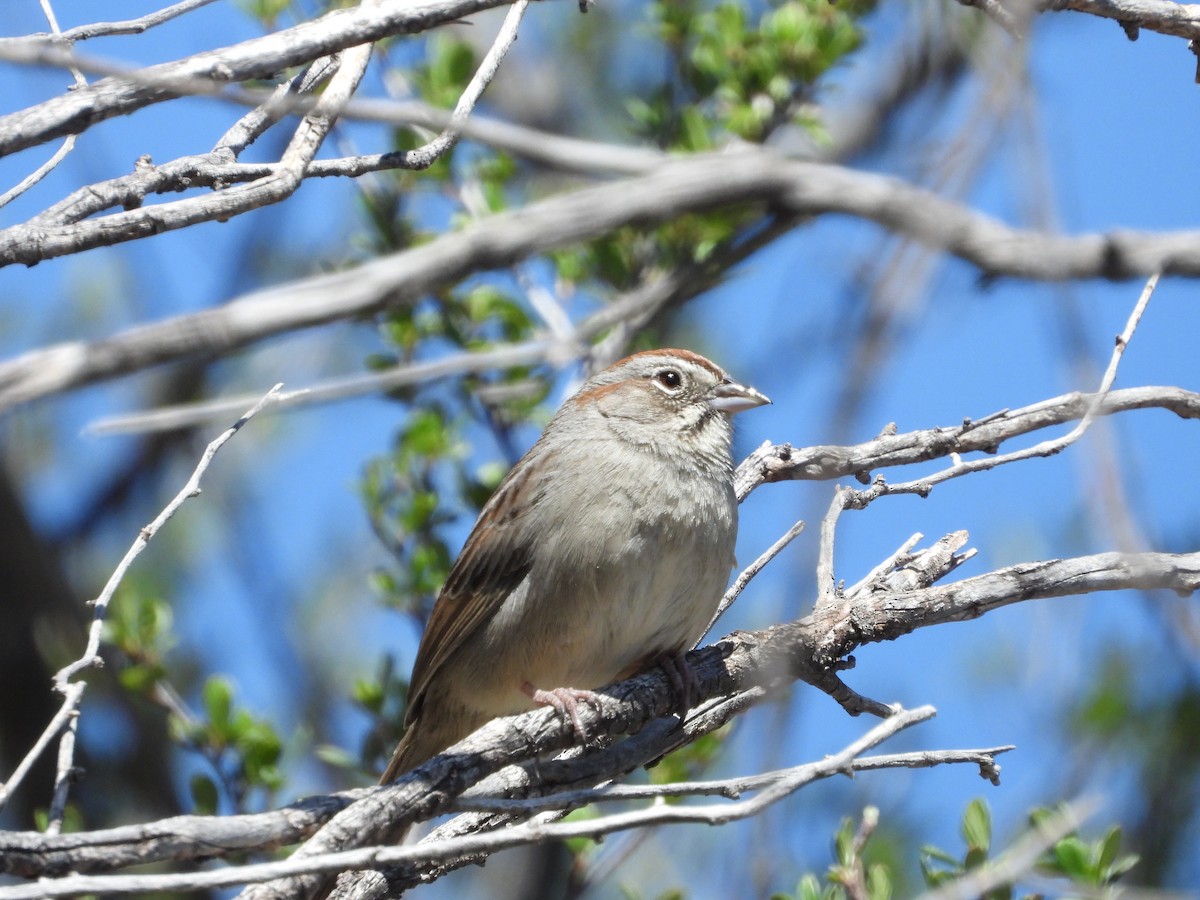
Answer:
19, 0, 221, 42
844, 532, 924, 598
845, 531, 975, 599
452, 744, 1015, 814
882, 272, 1159, 496
701, 518, 805, 640
809, 273, 1160, 585
0, 137, 77, 209
0, 386, 284, 818
955, 0, 1024, 37
214, 57, 340, 158
35, 0, 87, 88
0, 0, 86, 210
84, 215, 797, 436
86, 341, 565, 435
390, 0, 530, 170
815, 479, 889, 608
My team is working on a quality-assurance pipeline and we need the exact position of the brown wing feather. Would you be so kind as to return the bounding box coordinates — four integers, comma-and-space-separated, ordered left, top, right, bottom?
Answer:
403, 459, 541, 725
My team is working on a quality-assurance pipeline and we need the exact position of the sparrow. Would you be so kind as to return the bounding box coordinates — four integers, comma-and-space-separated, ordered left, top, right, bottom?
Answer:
381, 348, 769, 782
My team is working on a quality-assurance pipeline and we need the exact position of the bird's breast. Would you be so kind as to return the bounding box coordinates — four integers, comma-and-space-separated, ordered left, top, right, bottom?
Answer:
492, 461, 737, 702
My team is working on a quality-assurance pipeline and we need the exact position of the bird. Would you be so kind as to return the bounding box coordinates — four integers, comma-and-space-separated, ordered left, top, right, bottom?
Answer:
380, 348, 769, 783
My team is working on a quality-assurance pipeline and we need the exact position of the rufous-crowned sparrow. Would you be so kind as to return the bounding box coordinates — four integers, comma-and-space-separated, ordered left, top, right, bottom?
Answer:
381, 348, 769, 782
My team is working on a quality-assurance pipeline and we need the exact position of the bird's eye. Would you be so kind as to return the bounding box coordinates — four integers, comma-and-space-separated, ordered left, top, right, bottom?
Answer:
654, 369, 683, 390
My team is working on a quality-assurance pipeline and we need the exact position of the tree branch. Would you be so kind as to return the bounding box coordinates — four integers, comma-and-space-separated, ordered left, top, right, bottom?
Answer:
0, 708, 961, 899
155, 550, 1200, 880
733, 385, 1200, 500
0, 0, 516, 157
4, 149, 1200, 411
35, 0, 221, 42
1, 543, 1194, 894
1043, 0, 1200, 41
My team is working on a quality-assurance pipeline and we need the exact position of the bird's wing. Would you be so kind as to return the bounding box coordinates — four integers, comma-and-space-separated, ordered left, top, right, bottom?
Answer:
403, 458, 541, 724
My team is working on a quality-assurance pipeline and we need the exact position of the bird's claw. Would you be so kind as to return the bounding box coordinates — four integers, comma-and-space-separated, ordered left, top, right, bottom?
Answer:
523, 682, 602, 744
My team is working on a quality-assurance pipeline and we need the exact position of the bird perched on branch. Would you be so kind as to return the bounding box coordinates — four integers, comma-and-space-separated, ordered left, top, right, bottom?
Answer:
381, 348, 769, 783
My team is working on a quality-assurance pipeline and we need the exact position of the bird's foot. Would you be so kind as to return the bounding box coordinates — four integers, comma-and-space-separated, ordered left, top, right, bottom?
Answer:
656, 652, 700, 723
522, 682, 602, 745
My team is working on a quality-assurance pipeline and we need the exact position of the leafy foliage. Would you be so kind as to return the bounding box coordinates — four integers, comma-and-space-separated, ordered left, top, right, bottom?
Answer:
169, 676, 284, 813
771, 801, 1139, 900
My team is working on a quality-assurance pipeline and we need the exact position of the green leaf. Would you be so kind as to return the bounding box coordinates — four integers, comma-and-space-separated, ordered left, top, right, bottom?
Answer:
190, 774, 219, 815
1108, 853, 1140, 880
353, 676, 385, 712
833, 816, 856, 865
679, 106, 712, 152
418, 36, 477, 108
920, 845, 960, 867
401, 409, 451, 459
1096, 825, 1122, 872
866, 864, 892, 900
964, 846, 988, 871
118, 662, 164, 693
203, 676, 234, 737
1052, 836, 1090, 879
796, 874, 824, 900
962, 798, 992, 853
316, 744, 360, 769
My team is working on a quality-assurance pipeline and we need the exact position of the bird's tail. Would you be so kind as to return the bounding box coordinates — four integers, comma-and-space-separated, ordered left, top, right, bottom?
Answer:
380, 727, 420, 785
379, 716, 451, 784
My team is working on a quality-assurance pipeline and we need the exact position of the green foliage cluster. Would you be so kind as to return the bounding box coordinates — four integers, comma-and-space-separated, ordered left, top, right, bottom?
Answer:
639, 0, 869, 146
105, 587, 283, 814
176, 676, 284, 815
774, 800, 1139, 900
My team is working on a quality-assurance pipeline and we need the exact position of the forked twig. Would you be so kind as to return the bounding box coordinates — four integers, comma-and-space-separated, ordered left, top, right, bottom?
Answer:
0, 386, 284, 826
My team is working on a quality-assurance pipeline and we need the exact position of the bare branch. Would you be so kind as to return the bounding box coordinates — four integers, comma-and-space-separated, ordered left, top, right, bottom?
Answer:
85, 212, 799, 436
848, 531, 976, 597
0, 0, 516, 158
8, 142, 1200, 274
875, 273, 1158, 496
16, 0, 222, 42
809, 273, 1156, 609
0, 386, 283, 819
453, 744, 1015, 814
392, 0, 530, 170
4, 148, 1200, 412
808, 548, 1200, 666
0, 709, 942, 899
0, 135, 77, 208
233, 547, 1200, 900
15, 92, 658, 219
214, 57, 339, 159
1043, 0, 1200, 41
734, 385, 1200, 499
955, 0, 1024, 37
1, 543, 1194, 889
0, 0, 86, 209
702, 518, 806, 640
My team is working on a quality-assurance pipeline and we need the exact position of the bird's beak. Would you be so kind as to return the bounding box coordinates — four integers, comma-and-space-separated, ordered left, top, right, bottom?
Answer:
708, 379, 771, 414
